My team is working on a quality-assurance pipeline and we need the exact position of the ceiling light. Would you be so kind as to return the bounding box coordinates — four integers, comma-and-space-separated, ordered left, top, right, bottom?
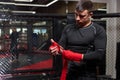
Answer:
97, 8, 107, 11
14, 3, 47, 7
0, 8, 36, 14
46, 0, 58, 7
0, 2, 14, 5
15, 0, 58, 7
12, 10, 36, 14
14, 0, 33, 2
0, 0, 58, 7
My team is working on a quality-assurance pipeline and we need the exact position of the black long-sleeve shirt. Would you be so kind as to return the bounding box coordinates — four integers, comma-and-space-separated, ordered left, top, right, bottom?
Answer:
10, 31, 19, 48
59, 22, 107, 73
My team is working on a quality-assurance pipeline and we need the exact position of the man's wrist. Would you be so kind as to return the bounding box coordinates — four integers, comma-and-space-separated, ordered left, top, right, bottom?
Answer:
82, 54, 84, 60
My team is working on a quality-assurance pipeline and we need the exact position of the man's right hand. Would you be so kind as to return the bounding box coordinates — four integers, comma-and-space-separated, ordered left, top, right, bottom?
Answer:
49, 39, 62, 55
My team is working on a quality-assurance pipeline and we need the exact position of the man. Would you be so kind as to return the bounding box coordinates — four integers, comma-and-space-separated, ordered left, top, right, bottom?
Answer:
5, 27, 19, 62
49, 0, 107, 80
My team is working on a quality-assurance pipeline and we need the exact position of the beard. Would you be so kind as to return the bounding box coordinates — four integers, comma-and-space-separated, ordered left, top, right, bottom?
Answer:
76, 21, 85, 28
76, 20, 90, 28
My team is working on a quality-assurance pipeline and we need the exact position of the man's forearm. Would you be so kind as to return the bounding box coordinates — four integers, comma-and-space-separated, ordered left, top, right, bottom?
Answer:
62, 50, 84, 61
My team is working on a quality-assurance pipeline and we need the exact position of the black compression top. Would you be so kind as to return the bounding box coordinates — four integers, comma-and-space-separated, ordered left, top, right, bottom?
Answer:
59, 22, 107, 73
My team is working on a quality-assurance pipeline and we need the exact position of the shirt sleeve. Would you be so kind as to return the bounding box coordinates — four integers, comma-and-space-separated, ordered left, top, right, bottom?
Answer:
83, 26, 107, 61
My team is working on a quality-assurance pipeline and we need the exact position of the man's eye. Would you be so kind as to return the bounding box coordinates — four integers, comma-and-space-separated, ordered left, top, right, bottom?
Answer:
75, 13, 78, 16
79, 15, 85, 17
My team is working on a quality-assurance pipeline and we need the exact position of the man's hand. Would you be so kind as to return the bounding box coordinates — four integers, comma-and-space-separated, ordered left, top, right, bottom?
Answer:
49, 39, 63, 55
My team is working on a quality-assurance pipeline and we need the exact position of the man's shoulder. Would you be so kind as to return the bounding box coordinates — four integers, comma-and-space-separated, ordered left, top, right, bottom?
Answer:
65, 23, 76, 29
92, 22, 105, 29
63, 24, 75, 32
66, 23, 75, 28
92, 22, 106, 35
92, 22, 106, 32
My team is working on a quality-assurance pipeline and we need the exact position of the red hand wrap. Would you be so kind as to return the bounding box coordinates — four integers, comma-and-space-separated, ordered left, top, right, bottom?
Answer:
49, 40, 83, 80
60, 58, 68, 80
62, 50, 83, 61
49, 41, 60, 52
60, 50, 83, 80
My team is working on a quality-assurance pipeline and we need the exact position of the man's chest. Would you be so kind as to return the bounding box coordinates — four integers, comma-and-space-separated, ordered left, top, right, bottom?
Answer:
67, 28, 95, 45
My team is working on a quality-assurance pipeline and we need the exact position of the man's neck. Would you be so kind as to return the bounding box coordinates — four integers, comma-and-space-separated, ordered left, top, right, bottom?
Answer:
83, 21, 92, 28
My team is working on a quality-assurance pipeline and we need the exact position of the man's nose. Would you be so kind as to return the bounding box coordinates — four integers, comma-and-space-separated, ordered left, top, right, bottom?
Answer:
76, 16, 82, 22
76, 16, 80, 20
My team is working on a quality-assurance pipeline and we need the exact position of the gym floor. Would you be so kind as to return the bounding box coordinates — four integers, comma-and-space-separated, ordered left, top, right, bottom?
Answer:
0, 51, 58, 80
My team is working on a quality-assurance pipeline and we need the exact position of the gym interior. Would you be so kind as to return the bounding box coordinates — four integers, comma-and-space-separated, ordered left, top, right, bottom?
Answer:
0, 0, 120, 80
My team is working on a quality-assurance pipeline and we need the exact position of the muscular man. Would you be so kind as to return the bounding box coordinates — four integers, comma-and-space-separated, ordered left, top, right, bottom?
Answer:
49, 0, 107, 80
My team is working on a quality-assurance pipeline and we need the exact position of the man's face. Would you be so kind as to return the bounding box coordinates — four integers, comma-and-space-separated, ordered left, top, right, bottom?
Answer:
12, 28, 16, 32
75, 10, 92, 27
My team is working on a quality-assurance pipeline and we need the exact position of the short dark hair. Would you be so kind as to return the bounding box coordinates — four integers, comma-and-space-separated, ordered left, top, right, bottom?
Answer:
76, 0, 93, 12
